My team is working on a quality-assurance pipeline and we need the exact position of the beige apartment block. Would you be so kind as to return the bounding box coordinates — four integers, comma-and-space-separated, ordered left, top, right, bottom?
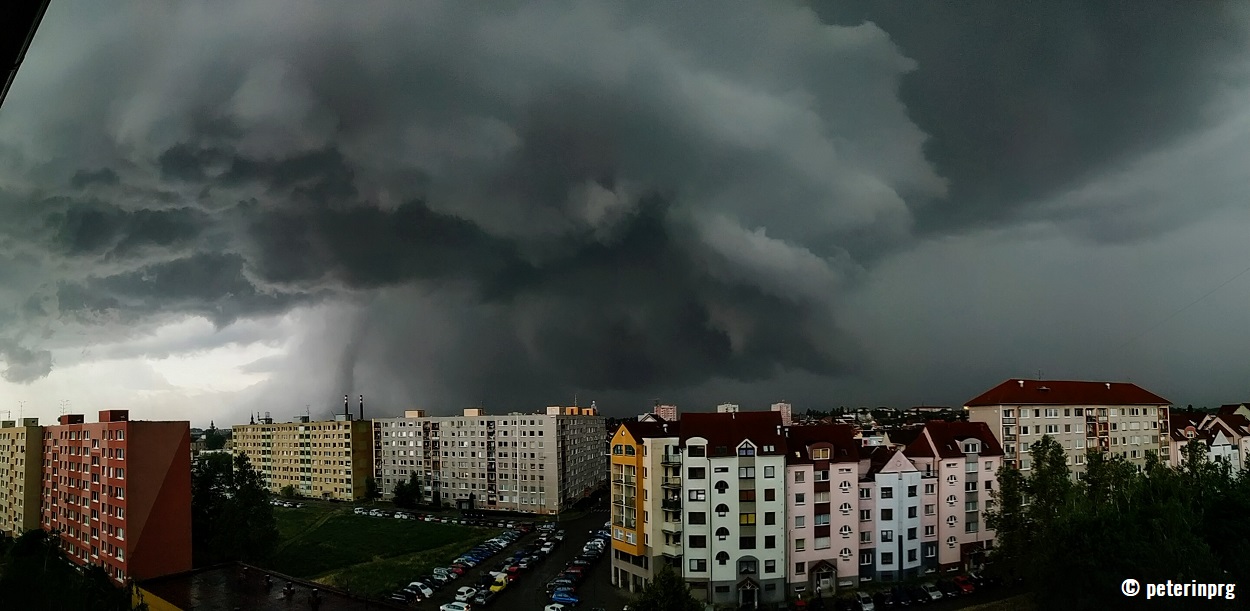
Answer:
232, 414, 372, 501
965, 379, 1170, 477
0, 418, 42, 537
374, 406, 606, 514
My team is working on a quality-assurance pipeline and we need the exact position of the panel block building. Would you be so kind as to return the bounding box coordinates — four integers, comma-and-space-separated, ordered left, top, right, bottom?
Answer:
41, 410, 192, 582
231, 412, 373, 501
965, 379, 1170, 476
0, 418, 42, 537
373, 406, 606, 514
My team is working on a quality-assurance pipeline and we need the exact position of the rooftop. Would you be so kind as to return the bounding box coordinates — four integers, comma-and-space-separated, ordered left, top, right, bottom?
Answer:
138, 562, 403, 611
965, 379, 1171, 407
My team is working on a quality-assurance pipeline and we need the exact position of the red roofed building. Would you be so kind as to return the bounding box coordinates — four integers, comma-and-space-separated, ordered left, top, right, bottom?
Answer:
1167, 409, 1250, 473
965, 379, 1171, 476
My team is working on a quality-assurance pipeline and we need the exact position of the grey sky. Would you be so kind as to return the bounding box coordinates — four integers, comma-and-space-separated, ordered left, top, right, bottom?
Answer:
1, 1, 1249, 425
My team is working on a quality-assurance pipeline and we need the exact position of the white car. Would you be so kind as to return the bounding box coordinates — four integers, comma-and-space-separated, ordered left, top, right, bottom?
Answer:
407, 581, 434, 598
544, 605, 567, 611
454, 586, 478, 602
855, 591, 875, 611
440, 603, 472, 611
921, 583, 943, 601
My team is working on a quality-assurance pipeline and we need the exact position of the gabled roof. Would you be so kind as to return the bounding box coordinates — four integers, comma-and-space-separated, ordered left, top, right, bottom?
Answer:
1167, 411, 1208, 442
904, 421, 1004, 459
784, 424, 857, 465
965, 379, 1170, 407
886, 426, 924, 448
619, 419, 677, 440
680, 411, 785, 457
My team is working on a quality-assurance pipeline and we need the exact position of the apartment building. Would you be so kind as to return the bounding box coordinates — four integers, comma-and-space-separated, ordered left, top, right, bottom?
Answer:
373, 406, 606, 514
900, 421, 1002, 573
609, 419, 681, 592
41, 410, 192, 582
680, 411, 789, 608
1167, 408, 1250, 473
232, 413, 372, 501
1, 418, 42, 537
784, 424, 858, 596
966, 379, 1170, 476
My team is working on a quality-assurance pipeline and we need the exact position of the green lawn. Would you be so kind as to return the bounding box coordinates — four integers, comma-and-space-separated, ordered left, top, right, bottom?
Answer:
265, 506, 499, 598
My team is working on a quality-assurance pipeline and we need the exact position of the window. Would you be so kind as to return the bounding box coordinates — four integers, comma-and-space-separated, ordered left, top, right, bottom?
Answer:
716, 503, 729, 517
946, 515, 958, 526
814, 536, 830, 550
739, 489, 756, 502
689, 535, 707, 548
795, 493, 806, 505
764, 466, 775, 478
924, 525, 935, 536
689, 489, 706, 501
839, 525, 852, 537
966, 520, 979, 533
764, 559, 776, 573
907, 527, 917, 540
765, 512, 776, 526
947, 474, 958, 483
908, 549, 918, 563
880, 530, 893, 542
717, 551, 730, 565
840, 547, 852, 560
859, 488, 871, 499
765, 488, 776, 502
924, 483, 935, 494
814, 470, 830, 482
946, 494, 957, 506
881, 508, 893, 520
738, 444, 755, 457
794, 471, 805, 483
814, 491, 830, 503
688, 467, 706, 479
795, 539, 806, 552
812, 447, 830, 460
816, 514, 831, 526
947, 536, 958, 548
740, 536, 756, 549
739, 513, 756, 525
839, 480, 851, 493
907, 506, 917, 519
688, 445, 706, 457
794, 515, 806, 528
739, 467, 756, 479
739, 559, 758, 574
839, 502, 852, 515
689, 559, 707, 572
860, 551, 873, 565
716, 527, 730, 540
715, 481, 729, 494
859, 509, 871, 521
860, 531, 871, 543
1045, 408, 1059, 418
965, 481, 977, 492
881, 552, 894, 566
881, 487, 893, 499
907, 485, 917, 497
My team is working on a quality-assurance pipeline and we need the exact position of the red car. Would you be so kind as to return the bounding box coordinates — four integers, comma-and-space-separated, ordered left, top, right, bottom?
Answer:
953, 575, 976, 595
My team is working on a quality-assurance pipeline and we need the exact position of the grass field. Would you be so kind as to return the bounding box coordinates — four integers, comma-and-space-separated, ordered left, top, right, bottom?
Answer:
265, 505, 499, 598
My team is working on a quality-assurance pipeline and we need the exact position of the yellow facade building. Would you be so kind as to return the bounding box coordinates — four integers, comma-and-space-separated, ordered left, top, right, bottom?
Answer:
0, 418, 42, 537
232, 415, 372, 501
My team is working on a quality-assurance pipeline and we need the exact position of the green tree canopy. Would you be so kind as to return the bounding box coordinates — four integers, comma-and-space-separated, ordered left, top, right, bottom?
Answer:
631, 562, 702, 611
192, 452, 279, 566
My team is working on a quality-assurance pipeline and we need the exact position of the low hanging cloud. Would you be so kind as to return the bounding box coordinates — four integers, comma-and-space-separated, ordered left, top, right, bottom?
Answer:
0, 1, 1246, 413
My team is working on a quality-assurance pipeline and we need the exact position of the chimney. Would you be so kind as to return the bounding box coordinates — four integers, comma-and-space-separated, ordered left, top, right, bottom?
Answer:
1018, 380, 1025, 388
344, 394, 350, 418
359, 395, 364, 420
1105, 383, 1111, 389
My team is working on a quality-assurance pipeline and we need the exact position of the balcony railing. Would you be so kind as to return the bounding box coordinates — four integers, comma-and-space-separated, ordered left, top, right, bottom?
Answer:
661, 476, 682, 488
662, 454, 681, 465
661, 498, 682, 511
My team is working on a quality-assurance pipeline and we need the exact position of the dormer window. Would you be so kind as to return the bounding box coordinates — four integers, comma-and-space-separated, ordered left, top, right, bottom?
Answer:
812, 447, 830, 460
962, 441, 981, 454
738, 442, 756, 457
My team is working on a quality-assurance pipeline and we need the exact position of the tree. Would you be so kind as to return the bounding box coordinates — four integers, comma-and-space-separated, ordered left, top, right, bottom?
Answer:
984, 462, 1028, 579
203, 421, 227, 451
0, 529, 143, 610
365, 476, 381, 502
192, 452, 279, 566
631, 562, 701, 611
280, 484, 299, 499
392, 472, 418, 509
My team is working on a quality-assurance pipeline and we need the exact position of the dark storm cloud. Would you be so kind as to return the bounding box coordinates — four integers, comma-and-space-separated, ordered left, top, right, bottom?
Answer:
0, 339, 53, 384
1, 1, 1247, 413
817, 0, 1250, 234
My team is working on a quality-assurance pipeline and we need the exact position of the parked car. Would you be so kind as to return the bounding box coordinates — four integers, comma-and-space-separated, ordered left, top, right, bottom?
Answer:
854, 591, 875, 611
937, 580, 960, 598
952, 576, 975, 595
454, 586, 478, 602
920, 583, 943, 601
440, 603, 472, 611
490, 576, 508, 593
551, 588, 580, 605
407, 581, 434, 598
907, 586, 929, 604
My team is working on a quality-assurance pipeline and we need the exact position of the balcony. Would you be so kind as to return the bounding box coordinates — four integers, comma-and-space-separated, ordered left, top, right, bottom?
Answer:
612, 495, 637, 507
661, 498, 682, 511
662, 454, 681, 465
1001, 417, 1016, 425
1003, 434, 1017, 442
661, 476, 681, 488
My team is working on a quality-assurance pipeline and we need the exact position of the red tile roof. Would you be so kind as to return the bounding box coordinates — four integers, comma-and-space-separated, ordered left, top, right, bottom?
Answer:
783, 424, 858, 465
965, 379, 1170, 407
904, 421, 1005, 459
619, 419, 678, 440
680, 411, 785, 456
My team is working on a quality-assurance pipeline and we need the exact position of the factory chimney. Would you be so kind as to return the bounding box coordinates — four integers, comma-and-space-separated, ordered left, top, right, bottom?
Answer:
344, 394, 349, 418
359, 395, 364, 420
